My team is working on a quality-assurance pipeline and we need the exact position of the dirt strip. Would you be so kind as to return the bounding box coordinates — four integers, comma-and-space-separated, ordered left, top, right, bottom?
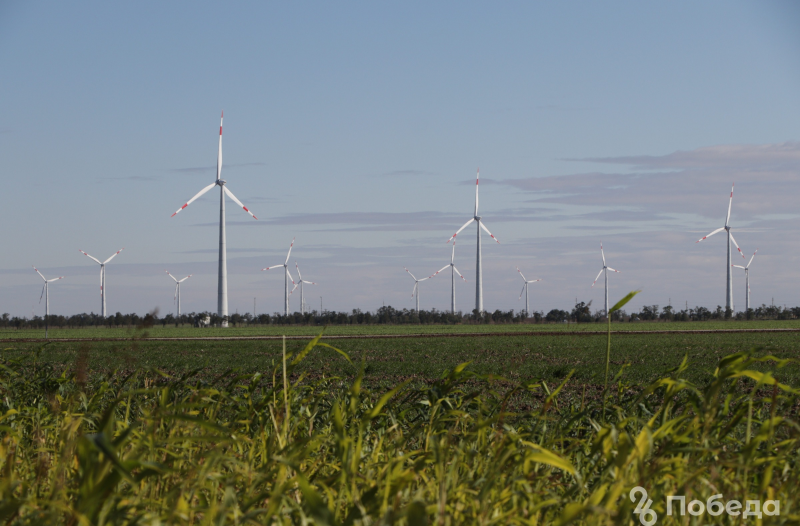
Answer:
2, 327, 800, 343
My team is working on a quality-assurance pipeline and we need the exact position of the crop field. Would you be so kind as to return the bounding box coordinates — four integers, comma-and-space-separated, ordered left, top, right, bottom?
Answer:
6, 329, 800, 390
2, 332, 800, 524
2, 318, 800, 341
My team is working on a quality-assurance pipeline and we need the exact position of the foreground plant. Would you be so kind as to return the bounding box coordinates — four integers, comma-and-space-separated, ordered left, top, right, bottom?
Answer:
0, 334, 798, 524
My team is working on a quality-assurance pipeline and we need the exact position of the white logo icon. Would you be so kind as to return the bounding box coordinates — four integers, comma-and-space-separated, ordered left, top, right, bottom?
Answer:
630, 486, 657, 526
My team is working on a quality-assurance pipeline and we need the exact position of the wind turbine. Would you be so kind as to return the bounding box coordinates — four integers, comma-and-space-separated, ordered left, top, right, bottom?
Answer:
33, 266, 63, 338
404, 267, 431, 315
696, 183, 745, 311
165, 271, 192, 317
262, 238, 296, 316
732, 249, 758, 312
291, 262, 317, 315
446, 169, 500, 313
79, 248, 124, 317
431, 239, 466, 314
170, 112, 258, 327
591, 243, 619, 315
516, 267, 541, 317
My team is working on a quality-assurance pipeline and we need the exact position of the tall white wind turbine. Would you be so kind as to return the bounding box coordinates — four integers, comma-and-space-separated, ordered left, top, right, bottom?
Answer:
696, 183, 745, 311
165, 271, 192, 317
79, 248, 124, 317
431, 240, 466, 314
404, 267, 431, 315
591, 243, 619, 315
33, 266, 63, 338
291, 262, 317, 315
262, 238, 296, 316
170, 112, 258, 327
516, 267, 541, 317
732, 249, 758, 312
446, 169, 500, 313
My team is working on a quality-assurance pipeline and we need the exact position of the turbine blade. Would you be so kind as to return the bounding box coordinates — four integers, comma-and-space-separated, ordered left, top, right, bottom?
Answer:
725, 183, 734, 227
404, 267, 417, 281
411, 281, 417, 297
529, 279, 542, 283
447, 218, 475, 243
79, 250, 102, 265
519, 283, 526, 300
302, 280, 317, 285
47, 276, 64, 282
419, 276, 430, 282
432, 265, 450, 277
165, 270, 178, 282
474, 168, 479, 217
295, 262, 302, 281
285, 238, 295, 266
289, 281, 298, 295
217, 111, 223, 181
178, 274, 192, 283
103, 248, 125, 264
39, 285, 45, 304
285, 267, 295, 284
223, 186, 257, 219
732, 265, 746, 269
262, 264, 285, 271
729, 232, 745, 258
452, 266, 466, 281
32, 266, 47, 282
591, 268, 603, 287
600, 243, 605, 265
171, 182, 217, 217
606, 267, 619, 273
516, 266, 527, 282
451, 241, 456, 264
696, 227, 725, 243
174, 282, 178, 301
479, 221, 500, 243
747, 249, 758, 268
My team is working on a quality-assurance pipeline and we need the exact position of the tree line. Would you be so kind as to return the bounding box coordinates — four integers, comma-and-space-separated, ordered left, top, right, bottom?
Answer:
1, 302, 798, 329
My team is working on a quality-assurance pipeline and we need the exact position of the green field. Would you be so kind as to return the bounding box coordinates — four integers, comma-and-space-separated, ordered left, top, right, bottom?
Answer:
7, 329, 800, 390
2, 318, 800, 340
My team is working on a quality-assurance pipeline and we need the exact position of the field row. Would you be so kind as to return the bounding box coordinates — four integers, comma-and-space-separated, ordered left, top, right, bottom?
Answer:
2, 319, 800, 340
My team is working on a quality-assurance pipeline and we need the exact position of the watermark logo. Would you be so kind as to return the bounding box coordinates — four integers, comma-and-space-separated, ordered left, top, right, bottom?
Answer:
629, 487, 779, 524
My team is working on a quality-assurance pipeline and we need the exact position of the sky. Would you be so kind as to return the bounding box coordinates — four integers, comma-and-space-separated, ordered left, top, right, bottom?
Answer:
2, 1, 800, 318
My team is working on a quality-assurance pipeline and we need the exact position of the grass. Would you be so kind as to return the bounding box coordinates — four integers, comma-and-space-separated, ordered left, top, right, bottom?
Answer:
2, 319, 800, 340
1, 333, 799, 524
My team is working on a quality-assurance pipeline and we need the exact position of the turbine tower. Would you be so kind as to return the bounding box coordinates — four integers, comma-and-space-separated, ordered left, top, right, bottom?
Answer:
33, 266, 63, 338
516, 267, 541, 317
79, 248, 124, 317
262, 238, 296, 316
733, 249, 758, 312
166, 271, 192, 317
446, 169, 500, 313
591, 243, 619, 315
291, 262, 317, 315
170, 112, 258, 327
404, 267, 431, 315
696, 183, 745, 311
431, 239, 466, 314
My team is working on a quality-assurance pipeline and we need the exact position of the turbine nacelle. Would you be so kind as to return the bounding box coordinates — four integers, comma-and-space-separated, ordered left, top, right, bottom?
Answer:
216, 179, 227, 186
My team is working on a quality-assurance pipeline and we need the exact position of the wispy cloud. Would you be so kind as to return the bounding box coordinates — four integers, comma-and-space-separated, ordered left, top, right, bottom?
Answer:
379, 169, 434, 177
170, 162, 265, 175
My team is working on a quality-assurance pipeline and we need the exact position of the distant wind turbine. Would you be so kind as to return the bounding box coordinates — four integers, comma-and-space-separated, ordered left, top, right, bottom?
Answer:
732, 249, 758, 311
33, 266, 63, 338
79, 248, 124, 317
696, 183, 745, 311
446, 169, 500, 313
404, 267, 431, 315
262, 238, 296, 316
170, 112, 258, 327
430, 239, 466, 314
516, 267, 541, 317
165, 271, 192, 317
591, 243, 619, 315
291, 262, 317, 315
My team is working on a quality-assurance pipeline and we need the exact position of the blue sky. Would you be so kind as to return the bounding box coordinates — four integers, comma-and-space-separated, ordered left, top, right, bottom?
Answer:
2, 1, 800, 317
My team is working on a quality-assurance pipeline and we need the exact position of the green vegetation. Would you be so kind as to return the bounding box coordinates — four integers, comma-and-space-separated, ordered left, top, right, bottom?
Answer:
2, 318, 800, 341
1, 334, 799, 524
